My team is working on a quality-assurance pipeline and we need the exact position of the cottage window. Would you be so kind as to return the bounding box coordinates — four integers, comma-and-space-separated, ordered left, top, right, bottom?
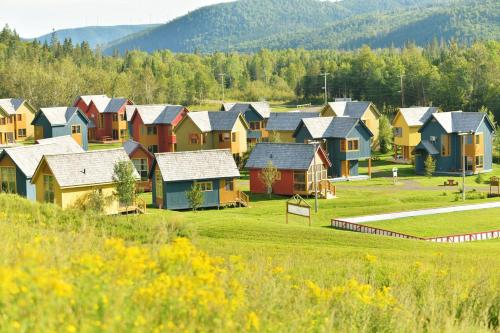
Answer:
120, 114, 126, 121
113, 114, 118, 122
476, 156, 484, 168
147, 145, 158, 154
17, 129, 26, 138
249, 121, 261, 130
225, 179, 234, 191
98, 115, 104, 128
219, 132, 231, 142
476, 134, 482, 145
341, 139, 359, 152
43, 175, 55, 203
71, 125, 81, 134
120, 129, 127, 138
0, 167, 16, 194
17, 114, 22, 121
132, 158, 149, 181
232, 133, 237, 142
293, 171, 306, 192
8, 116, 13, 124
190, 134, 199, 144
147, 126, 157, 135
467, 135, 473, 145
0, 118, 5, 125
393, 127, 402, 137
196, 181, 213, 192
441, 135, 451, 157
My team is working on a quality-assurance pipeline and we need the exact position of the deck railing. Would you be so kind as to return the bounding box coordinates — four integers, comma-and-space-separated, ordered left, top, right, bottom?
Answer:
237, 191, 250, 207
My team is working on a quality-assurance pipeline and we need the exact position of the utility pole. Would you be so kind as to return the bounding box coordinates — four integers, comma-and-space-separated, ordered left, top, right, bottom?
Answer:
320, 73, 330, 105
398, 73, 405, 107
462, 134, 466, 201
218, 73, 225, 102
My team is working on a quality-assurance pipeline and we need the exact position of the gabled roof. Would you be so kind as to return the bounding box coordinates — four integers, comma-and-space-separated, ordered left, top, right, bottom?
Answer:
187, 111, 246, 132
131, 105, 186, 125
1, 136, 83, 178
0, 98, 26, 115
123, 139, 153, 158
415, 140, 440, 155
35, 148, 139, 188
422, 111, 493, 134
74, 95, 109, 107
295, 116, 373, 139
228, 102, 271, 119
325, 101, 379, 118
154, 149, 240, 182
398, 107, 439, 127
245, 143, 331, 170
34, 107, 89, 127
266, 111, 320, 131
102, 98, 129, 113
221, 103, 236, 111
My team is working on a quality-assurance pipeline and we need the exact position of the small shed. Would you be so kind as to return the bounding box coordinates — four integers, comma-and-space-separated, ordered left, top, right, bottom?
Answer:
245, 143, 333, 197
151, 149, 244, 210
32, 107, 89, 150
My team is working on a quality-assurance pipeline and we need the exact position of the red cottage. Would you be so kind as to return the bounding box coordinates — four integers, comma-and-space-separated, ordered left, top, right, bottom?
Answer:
128, 105, 188, 154
245, 143, 334, 197
73, 95, 133, 142
123, 139, 154, 192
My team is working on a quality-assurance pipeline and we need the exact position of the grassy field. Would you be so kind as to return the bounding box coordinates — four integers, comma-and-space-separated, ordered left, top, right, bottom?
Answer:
1, 153, 500, 331
361, 208, 500, 237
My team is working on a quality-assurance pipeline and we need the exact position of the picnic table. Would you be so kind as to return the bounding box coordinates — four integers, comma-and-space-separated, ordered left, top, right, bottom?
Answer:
444, 179, 458, 186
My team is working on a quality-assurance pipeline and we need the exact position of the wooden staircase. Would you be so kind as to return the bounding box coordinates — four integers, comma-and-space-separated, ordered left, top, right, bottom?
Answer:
318, 180, 337, 199
236, 191, 250, 207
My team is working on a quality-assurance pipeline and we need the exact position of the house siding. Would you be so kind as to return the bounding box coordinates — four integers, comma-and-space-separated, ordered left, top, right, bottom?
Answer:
162, 179, 221, 210
33, 112, 88, 150
249, 169, 295, 196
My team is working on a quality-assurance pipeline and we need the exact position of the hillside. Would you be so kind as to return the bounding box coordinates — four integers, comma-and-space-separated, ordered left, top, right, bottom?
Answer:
104, 0, 499, 54
32, 24, 159, 48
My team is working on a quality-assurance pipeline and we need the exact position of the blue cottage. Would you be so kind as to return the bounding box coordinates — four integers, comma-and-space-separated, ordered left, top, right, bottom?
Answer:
294, 116, 373, 178
32, 107, 89, 150
415, 111, 495, 175
0, 136, 83, 199
151, 149, 245, 210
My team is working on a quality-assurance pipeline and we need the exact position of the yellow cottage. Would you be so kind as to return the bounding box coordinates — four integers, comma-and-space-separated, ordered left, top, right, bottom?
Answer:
31, 148, 140, 215
0, 98, 36, 144
175, 111, 248, 162
392, 107, 440, 163
266, 111, 320, 143
321, 100, 380, 147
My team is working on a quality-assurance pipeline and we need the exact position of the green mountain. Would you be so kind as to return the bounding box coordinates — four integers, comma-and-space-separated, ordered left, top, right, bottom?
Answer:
104, 0, 499, 54
32, 24, 160, 48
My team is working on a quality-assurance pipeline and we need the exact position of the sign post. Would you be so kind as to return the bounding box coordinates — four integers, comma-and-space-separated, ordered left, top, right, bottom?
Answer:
392, 167, 398, 185
286, 194, 312, 226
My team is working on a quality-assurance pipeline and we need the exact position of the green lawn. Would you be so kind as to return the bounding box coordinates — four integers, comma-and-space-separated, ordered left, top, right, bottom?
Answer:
88, 142, 124, 151
361, 208, 500, 238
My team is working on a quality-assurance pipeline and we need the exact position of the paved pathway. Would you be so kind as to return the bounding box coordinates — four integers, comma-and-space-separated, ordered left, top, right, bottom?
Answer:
337, 202, 500, 224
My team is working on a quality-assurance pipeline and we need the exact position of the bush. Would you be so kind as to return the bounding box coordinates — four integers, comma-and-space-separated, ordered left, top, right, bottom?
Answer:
475, 173, 485, 184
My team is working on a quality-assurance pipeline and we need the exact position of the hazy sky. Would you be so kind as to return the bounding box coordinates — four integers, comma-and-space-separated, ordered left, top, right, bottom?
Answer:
0, 0, 235, 38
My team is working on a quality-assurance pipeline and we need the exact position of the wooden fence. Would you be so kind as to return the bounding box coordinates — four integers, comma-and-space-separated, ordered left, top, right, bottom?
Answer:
331, 219, 500, 243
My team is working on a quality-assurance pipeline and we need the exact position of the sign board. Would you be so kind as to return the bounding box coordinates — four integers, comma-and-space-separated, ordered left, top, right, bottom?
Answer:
286, 194, 312, 226
288, 203, 310, 217
392, 167, 398, 178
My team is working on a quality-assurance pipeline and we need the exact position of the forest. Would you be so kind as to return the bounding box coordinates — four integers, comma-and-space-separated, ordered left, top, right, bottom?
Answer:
0, 26, 499, 119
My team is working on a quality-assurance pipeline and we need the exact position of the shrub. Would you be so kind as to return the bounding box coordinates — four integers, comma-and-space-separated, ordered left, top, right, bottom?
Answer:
424, 155, 436, 178
475, 173, 484, 184
186, 184, 204, 212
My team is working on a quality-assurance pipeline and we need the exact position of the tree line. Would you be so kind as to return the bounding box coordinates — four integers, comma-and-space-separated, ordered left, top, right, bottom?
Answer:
0, 26, 499, 120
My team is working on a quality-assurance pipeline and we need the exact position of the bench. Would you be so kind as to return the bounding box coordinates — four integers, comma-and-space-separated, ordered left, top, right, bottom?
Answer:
443, 179, 458, 186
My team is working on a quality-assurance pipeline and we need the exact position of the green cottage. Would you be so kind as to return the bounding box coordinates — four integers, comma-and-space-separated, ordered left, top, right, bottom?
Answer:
151, 149, 248, 210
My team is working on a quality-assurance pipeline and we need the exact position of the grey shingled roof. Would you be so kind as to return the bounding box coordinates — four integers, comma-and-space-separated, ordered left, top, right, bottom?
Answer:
399, 107, 439, 127
228, 102, 271, 119
132, 105, 185, 125
326, 101, 374, 118
41, 148, 139, 188
298, 116, 368, 139
122, 139, 152, 158
431, 111, 489, 133
245, 143, 324, 170
0, 98, 25, 115
103, 98, 129, 113
155, 149, 240, 182
416, 140, 440, 155
2, 136, 83, 178
188, 111, 242, 132
76, 95, 109, 107
221, 103, 236, 111
38, 107, 84, 126
78, 95, 129, 114
266, 111, 320, 131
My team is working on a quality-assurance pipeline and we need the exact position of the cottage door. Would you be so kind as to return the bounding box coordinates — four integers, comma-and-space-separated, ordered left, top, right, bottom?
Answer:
341, 161, 350, 177
112, 130, 119, 140
34, 126, 44, 140
155, 170, 163, 209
